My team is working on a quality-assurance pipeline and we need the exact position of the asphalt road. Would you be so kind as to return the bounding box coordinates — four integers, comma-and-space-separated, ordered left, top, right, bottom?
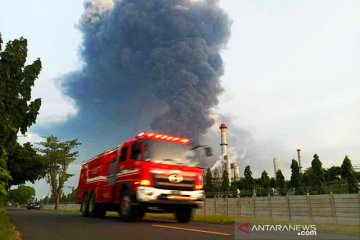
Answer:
7, 209, 359, 240
7, 209, 233, 240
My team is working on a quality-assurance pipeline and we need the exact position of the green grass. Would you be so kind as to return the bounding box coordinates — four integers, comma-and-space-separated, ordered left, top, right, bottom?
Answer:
41, 209, 360, 236
313, 223, 360, 236
0, 208, 20, 240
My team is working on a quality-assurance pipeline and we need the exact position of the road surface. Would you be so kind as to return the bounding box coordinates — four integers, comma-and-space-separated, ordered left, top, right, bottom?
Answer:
7, 209, 233, 240
7, 209, 359, 240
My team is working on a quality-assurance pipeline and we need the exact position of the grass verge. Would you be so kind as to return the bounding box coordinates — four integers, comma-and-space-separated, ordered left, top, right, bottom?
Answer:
0, 208, 20, 240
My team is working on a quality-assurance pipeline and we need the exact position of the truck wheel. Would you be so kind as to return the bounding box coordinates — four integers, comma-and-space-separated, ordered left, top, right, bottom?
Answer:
120, 190, 137, 222
81, 194, 89, 217
88, 192, 106, 218
136, 208, 146, 219
175, 206, 193, 223
96, 207, 106, 218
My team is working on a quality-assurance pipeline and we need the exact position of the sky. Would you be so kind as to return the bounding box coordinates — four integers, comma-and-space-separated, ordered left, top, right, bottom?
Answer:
1, 0, 359, 199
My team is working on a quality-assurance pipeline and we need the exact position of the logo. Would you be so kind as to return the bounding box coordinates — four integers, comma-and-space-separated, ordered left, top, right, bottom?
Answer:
235, 223, 317, 238
168, 174, 183, 183
238, 223, 250, 234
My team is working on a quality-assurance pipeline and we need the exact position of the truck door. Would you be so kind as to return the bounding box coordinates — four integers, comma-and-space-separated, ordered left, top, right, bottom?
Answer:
117, 145, 128, 178
108, 160, 117, 185
100, 152, 117, 203
117, 143, 139, 181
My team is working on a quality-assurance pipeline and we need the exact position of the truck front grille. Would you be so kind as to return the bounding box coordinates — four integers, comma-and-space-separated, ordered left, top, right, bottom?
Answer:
152, 174, 195, 191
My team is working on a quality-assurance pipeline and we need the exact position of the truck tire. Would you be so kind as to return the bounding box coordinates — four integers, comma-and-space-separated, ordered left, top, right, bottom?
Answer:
88, 192, 106, 218
81, 194, 89, 217
119, 190, 137, 222
136, 208, 146, 219
175, 206, 193, 223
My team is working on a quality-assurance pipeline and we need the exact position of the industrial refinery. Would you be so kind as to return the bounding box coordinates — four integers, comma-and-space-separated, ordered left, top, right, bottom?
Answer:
215, 124, 308, 184
213, 123, 241, 184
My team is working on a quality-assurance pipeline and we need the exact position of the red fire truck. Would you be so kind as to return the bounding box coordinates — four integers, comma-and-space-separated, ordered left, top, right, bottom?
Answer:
76, 132, 211, 223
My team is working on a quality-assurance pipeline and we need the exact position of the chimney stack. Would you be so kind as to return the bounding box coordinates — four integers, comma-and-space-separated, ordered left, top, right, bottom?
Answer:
273, 157, 279, 177
233, 162, 241, 182
219, 123, 231, 184
297, 149, 303, 173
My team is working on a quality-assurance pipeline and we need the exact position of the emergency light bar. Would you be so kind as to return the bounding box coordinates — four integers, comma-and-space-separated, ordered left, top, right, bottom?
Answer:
137, 132, 190, 144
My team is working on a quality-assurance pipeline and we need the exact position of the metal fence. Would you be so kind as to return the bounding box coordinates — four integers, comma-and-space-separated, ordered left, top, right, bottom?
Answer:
42, 203, 79, 211
196, 192, 360, 225
205, 184, 359, 198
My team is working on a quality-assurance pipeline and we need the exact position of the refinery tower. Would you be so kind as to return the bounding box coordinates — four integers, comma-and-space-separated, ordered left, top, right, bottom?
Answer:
219, 123, 240, 184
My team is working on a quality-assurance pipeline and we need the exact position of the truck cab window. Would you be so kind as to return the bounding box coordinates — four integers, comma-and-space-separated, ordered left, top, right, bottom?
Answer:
130, 141, 141, 160
119, 146, 128, 162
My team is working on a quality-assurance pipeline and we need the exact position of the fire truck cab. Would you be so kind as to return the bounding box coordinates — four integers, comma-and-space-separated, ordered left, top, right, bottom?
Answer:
76, 132, 210, 223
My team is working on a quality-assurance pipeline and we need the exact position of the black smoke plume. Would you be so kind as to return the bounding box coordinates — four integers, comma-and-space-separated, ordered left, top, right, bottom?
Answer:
63, 0, 231, 143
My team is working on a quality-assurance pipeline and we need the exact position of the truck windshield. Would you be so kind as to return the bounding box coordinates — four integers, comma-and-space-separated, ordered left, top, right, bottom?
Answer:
143, 140, 198, 167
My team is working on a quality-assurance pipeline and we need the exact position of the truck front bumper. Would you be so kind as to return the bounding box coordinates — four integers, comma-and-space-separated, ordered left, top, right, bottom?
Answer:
136, 186, 204, 208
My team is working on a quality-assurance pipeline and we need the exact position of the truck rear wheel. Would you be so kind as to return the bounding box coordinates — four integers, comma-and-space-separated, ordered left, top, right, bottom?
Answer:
120, 190, 137, 222
88, 192, 106, 218
175, 206, 193, 223
136, 208, 146, 219
81, 194, 89, 217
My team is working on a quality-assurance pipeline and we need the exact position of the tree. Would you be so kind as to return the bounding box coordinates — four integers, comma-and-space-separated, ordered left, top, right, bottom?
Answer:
311, 154, 325, 193
355, 171, 360, 182
341, 155, 354, 179
243, 165, 254, 196
276, 170, 286, 196
260, 170, 271, 196
325, 166, 341, 182
270, 177, 276, 188
8, 185, 35, 205
36, 135, 80, 210
303, 168, 313, 186
39, 195, 50, 204
64, 187, 77, 203
0, 33, 42, 198
347, 173, 359, 193
204, 168, 214, 196
289, 159, 303, 194
220, 170, 230, 194
340, 156, 358, 193
7, 142, 46, 186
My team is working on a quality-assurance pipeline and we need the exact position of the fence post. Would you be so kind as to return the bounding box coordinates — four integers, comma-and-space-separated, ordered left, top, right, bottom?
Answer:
330, 192, 337, 224
268, 194, 272, 219
239, 195, 242, 216
287, 195, 291, 221
204, 197, 206, 216
226, 197, 229, 217
215, 196, 217, 216
253, 195, 256, 218
306, 192, 312, 221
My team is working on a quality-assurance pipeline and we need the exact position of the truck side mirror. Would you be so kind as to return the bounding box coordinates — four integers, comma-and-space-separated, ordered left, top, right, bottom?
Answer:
204, 147, 213, 157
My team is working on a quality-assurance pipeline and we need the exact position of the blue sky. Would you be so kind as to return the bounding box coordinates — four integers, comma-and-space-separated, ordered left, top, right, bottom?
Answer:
1, 0, 359, 198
